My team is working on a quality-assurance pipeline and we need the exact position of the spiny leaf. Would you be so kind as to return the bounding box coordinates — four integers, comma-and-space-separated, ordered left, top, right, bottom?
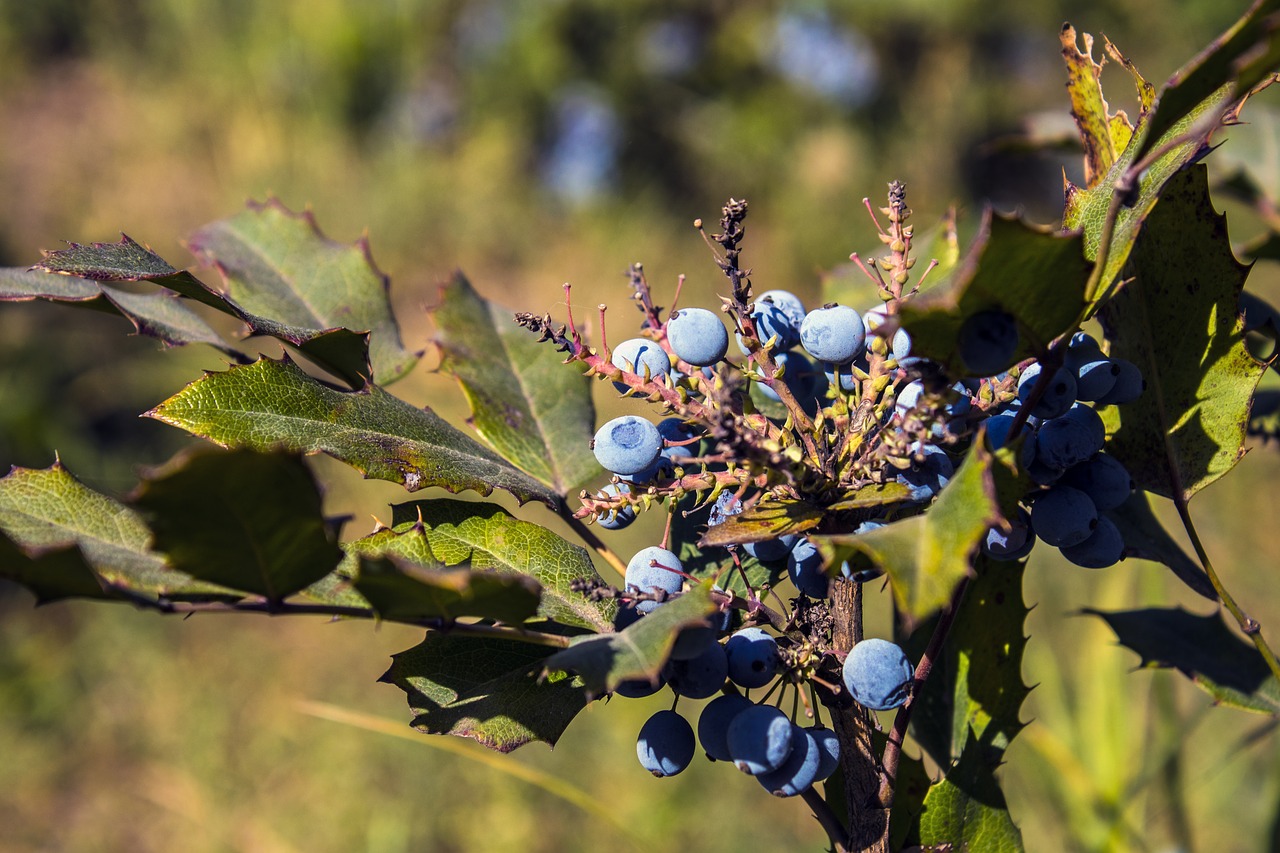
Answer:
431, 273, 599, 496
188, 199, 419, 383
1131, 0, 1280, 166
0, 532, 106, 603
670, 498, 782, 596
542, 582, 718, 697
906, 557, 1030, 849
352, 554, 542, 624
382, 634, 589, 752
698, 497, 825, 548
387, 500, 614, 631
35, 235, 376, 387
0, 462, 229, 600
824, 481, 914, 512
915, 733, 1025, 852
817, 442, 1001, 623
0, 267, 242, 357
146, 356, 559, 508
1060, 25, 1142, 187
898, 214, 1092, 376
1107, 491, 1217, 600
133, 448, 343, 601
1098, 167, 1267, 501
1085, 606, 1280, 715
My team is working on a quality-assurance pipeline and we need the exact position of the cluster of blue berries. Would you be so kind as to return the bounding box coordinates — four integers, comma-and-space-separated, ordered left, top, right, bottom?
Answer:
978, 332, 1144, 569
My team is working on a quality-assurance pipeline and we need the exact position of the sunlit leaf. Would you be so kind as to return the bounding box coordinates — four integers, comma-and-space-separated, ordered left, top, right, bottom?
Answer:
1098, 167, 1267, 501
542, 582, 718, 697
698, 498, 825, 548
432, 273, 599, 495
382, 634, 589, 752
1085, 606, 1280, 714
817, 443, 1001, 623
1060, 26, 1142, 187
146, 356, 559, 508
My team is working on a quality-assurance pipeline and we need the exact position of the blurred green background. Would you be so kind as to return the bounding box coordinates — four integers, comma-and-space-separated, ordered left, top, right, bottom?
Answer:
3, 1, 1280, 851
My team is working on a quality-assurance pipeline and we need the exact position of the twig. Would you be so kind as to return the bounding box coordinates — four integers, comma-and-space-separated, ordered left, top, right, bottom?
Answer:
801, 785, 850, 853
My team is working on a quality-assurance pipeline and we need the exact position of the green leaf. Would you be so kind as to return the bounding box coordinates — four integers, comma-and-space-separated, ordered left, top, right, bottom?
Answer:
352, 554, 542, 624
133, 448, 343, 601
188, 200, 419, 383
0, 462, 228, 600
1085, 606, 1280, 714
669, 498, 781, 595
1059, 26, 1143, 187
431, 273, 599, 495
915, 735, 1025, 852
542, 581, 718, 697
1098, 167, 1267, 501
898, 214, 1092, 376
35, 235, 377, 388
824, 481, 914, 512
904, 556, 1030, 851
0, 533, 106, 603
1108, 491, 1217, 600
387, 500, 614, 631
697, 498, 825, 548
381, 634, 589, 752
817, 443, 1001, 623
887, 746, 936, 851
146, 356, 559, 508
0, 267, 242, 358
1131, 0, 1280, 167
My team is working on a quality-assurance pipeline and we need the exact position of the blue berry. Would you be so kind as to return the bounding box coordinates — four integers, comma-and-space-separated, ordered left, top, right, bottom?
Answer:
625, 546, 684, 612
615, 674, 665, 699
637, 710, 695, 777
664, 641, 729, 699
594, 482, 635, 530
1060, 453, 1133, 511
1030, 485, 1098, 547
697, 693, 754, 761
982, 508, 1035, 561
757, 351, 818, 402
757, 723, 823, 797
744, 533, 799, 563
708, 491, 743, 527
895, 379, 925, 414
1096, 358, 1144, 405
593, 415, 663, 475
811, 727, 841, 781
958, 310, 1019, 376
1035, 413, 1102, 471
842, 638, 914, 711
898, 442, 954, 502
667, 307, 729, 366
1060, 514, 1125, 568
726, 704, 793, 775
610, 337, 671, 389
1073, 358, 1120, 402
1017, 363, 1077, 419
757, 290, 807, 329
725, 627, 781, 689
787, 537, 830, 598
800, 304, 866, 364
740, 301, 800, 352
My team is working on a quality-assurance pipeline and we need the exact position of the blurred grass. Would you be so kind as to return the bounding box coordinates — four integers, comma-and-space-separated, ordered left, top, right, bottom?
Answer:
2, 1, 1280, 850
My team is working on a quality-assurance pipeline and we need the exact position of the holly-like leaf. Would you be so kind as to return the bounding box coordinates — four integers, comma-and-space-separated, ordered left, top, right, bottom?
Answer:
1, 267, 242, 358
915, 735, 1025, 852
1085, 606, 1280, 714
824, 481, 914, 513
817, 443, 1001, 623
432, 273, 599, 495
1060, 26, 1146, 187
35, 235, 377, 388
542, 582, 718, 697
381, 634, 589, 752
1131, 0, 1280, 167
670, 498, 781, 595
1107, 491, 1216, 600
898, 214, 1092, 376
133, 448, 343, 601
0, 532, 106, 603
188, 200, 419, 383
0, 462, 228, 600
1098, 167, 1267, 501
386, 500, 613, 631
698, 497, 825, 548
902, 556, 1030, 851
146, 356, 559, 508
352, 554, 542, 624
